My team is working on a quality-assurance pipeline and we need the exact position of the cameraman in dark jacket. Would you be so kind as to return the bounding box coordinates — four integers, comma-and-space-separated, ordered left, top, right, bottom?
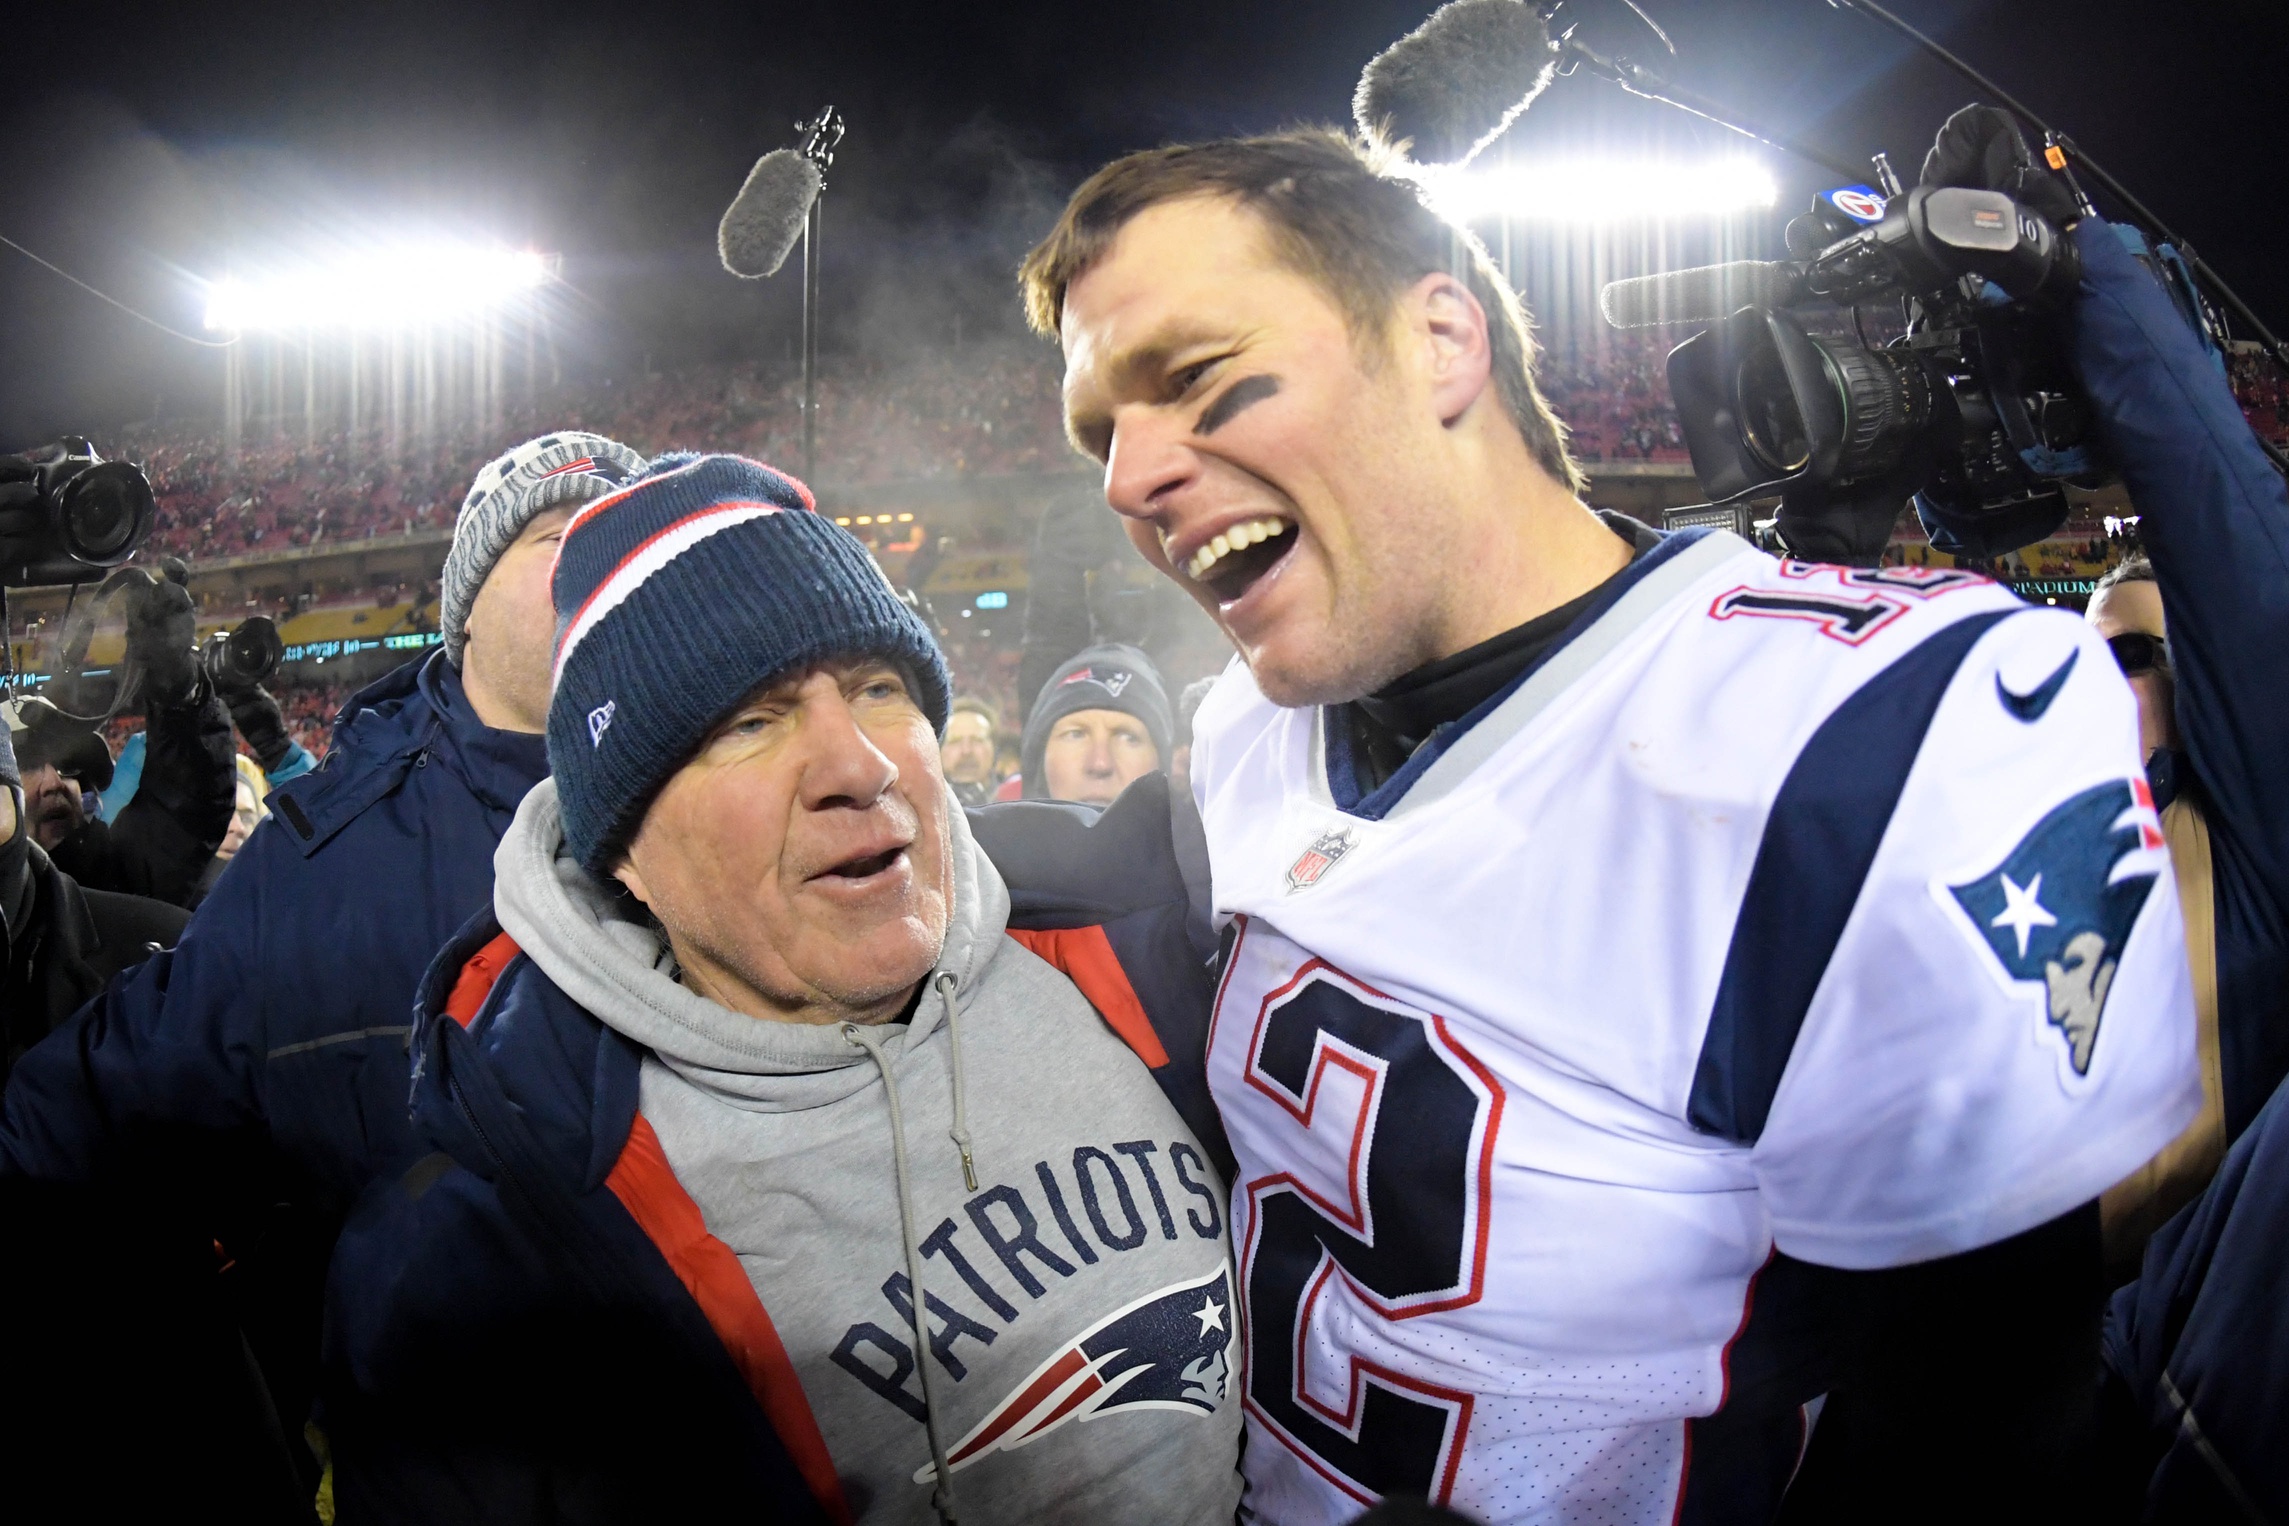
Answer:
0, 719, 188, 1073
0, 430, 646, 1514
22, 567, 236, 909
2032, 198, 2289, 1524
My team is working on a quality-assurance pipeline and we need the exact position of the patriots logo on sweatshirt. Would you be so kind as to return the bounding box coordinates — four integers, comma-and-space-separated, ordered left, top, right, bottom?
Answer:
914, 1263, 1232, 1483
1945, 780, 2163, 1077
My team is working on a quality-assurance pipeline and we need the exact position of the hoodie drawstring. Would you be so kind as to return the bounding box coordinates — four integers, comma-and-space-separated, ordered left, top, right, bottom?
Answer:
844, 1008, 963, 1526
939, 973, 979, 1192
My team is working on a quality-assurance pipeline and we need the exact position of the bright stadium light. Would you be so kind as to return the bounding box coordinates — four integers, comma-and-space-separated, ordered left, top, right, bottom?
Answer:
202, 245, 557, 331
1424, 156, 1779, 225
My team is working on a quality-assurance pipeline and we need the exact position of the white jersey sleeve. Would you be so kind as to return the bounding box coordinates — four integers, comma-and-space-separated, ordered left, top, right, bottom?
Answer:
1730, 606, 2199, 1269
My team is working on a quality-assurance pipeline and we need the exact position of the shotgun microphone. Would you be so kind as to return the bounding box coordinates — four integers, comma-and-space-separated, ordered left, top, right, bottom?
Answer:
1353, 0, 1559, 167
1598, 260, 1807, 328
717, 149, 823, 279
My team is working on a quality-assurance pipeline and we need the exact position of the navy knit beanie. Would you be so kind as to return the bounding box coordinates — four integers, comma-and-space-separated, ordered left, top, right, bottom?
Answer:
547, 453, 950, 873
1019, 643, 1173, 801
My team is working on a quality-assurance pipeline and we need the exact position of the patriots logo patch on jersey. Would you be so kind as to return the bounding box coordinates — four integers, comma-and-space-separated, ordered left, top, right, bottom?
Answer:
1286, 827, 1357, 892
915, 1264, 1233, 1483
1945, 781, 2163, 1076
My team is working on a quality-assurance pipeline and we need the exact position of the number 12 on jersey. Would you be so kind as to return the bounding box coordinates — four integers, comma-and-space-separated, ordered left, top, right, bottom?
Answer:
1223, 924, 1507, 1507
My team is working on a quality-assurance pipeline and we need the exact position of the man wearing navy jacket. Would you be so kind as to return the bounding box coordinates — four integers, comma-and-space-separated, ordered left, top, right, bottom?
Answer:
2032, 160, 2289, 1523
0, 430, 647, 1513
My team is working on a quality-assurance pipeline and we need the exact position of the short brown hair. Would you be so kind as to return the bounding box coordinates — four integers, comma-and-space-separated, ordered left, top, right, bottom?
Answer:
1019, 128, 1583, 494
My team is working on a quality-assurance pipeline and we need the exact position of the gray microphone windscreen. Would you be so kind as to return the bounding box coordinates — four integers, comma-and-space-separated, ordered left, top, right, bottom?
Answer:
1354, 0, 1557, 167
1599, 262, 1802, 329
718, 150, 823, 279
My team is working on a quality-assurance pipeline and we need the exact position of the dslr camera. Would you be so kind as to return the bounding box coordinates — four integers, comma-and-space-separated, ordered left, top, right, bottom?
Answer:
201, 615, 283, 692
0, 438, 156, 587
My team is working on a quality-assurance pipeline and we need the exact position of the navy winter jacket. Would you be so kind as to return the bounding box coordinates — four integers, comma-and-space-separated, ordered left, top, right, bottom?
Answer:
320, 913, 837, 1524
2066, 227, 2289, 1144
0, 649, 549, 1502
2071, 217, 2289, 1517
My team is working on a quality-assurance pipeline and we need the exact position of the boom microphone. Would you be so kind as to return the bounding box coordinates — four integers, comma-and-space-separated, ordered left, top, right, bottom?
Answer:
1598, 261, 1807, 329
717, 149, 824, 279
1354, 0, 1559, 167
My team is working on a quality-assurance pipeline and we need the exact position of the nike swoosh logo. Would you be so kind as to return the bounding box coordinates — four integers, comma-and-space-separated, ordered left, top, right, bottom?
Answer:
1996, 648, 2079, 722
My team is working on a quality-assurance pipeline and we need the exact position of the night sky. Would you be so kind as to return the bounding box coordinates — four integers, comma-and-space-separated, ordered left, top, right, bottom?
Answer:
2, 0, 2281, 445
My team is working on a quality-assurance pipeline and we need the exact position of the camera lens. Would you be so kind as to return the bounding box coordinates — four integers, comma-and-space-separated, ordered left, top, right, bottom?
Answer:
223, 617, 284, 687
57, 462, 155, 564
1817, 341, 1929, 482
1736, 346, 1811, 475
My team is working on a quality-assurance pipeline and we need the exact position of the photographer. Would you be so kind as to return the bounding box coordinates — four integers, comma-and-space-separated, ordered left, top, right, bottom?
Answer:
29, 565, 237, 909
1, 717, 187, 1075
1922, 124, 2289, 1516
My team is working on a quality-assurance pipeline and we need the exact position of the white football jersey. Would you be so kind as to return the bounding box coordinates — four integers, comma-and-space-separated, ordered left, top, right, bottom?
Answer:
1187, 530, 2198, 1526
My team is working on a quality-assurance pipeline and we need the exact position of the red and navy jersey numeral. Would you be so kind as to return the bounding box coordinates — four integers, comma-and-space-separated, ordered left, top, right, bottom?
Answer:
1228, 927, 1504, 1507
1777, 561, 1987, 599
1717, 562, 1989, 646
1709, 586, 1907, 645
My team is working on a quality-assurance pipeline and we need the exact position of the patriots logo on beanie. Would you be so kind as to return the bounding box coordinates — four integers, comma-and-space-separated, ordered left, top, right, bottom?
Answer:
544, 453, 951, 874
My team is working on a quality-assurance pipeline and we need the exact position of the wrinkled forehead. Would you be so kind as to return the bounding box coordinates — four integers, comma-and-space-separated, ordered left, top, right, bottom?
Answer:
2086, 578, 2165, 639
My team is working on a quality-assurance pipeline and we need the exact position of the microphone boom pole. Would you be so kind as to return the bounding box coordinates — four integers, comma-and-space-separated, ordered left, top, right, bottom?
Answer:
795, 106, 845, 488
1556, 34, 1874, 187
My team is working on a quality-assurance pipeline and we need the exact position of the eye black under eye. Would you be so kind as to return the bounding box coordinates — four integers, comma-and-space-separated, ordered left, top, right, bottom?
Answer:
1196, 374, 1282, 437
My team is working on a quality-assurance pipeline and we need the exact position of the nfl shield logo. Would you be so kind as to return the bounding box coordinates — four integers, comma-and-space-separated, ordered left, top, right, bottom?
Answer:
1286, 826, 1357, 893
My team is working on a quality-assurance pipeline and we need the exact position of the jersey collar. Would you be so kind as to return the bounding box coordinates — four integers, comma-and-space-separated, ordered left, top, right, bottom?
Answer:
1319, 527, 1750, 821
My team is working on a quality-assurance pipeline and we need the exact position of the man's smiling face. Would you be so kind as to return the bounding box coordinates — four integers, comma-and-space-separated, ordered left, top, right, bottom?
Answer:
1058, 195, 1465, 707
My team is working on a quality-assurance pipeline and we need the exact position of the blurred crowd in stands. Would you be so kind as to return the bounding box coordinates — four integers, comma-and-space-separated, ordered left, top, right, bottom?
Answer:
52, 330, 2268, 779
113, 338, 1728, 566
118, 344, 1074, 563
1537, 339, 1690, 463
109, 336, 2289, 576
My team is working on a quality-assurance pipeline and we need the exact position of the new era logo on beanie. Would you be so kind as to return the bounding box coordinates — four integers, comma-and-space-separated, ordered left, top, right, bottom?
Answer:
546, 453, 951, 874
440, 431, 648, 664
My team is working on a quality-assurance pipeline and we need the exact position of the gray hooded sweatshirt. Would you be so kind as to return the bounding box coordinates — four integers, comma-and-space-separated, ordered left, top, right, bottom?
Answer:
494, 781, 1242, 1525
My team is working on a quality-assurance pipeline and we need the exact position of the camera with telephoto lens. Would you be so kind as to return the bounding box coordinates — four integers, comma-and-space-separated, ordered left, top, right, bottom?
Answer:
0, 438, 157, 587
1663, 183, 2098, 563
201, 616, 283, 692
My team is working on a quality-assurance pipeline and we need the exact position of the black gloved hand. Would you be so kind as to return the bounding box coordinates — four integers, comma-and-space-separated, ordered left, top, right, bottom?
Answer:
121, 568, 201, 710
0, 453, 40, 522
224, 686, 294, 774
1920, 103, 2083, 231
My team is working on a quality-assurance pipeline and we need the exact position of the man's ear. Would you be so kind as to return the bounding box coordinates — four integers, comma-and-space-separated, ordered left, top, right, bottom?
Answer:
1409, 272, 1496, 428
612, 853, 651, 906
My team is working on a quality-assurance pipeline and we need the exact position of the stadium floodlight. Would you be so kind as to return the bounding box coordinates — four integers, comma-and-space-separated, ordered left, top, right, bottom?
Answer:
1424, 156, 1779, 225
202, 246, 557, 332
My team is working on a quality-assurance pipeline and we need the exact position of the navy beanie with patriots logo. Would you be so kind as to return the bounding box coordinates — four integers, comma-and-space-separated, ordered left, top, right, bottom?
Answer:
546, 452, 951, 873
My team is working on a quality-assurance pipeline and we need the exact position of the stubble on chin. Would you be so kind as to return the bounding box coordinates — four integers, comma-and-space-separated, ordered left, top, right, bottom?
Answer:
1238, 583, 1439, 709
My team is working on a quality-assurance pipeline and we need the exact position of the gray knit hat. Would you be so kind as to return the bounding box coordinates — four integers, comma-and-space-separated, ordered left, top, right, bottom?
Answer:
440, 431, 647, 664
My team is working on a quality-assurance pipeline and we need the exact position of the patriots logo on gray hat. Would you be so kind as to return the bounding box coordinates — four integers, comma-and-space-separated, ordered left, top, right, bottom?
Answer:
440, 431, 649, 665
